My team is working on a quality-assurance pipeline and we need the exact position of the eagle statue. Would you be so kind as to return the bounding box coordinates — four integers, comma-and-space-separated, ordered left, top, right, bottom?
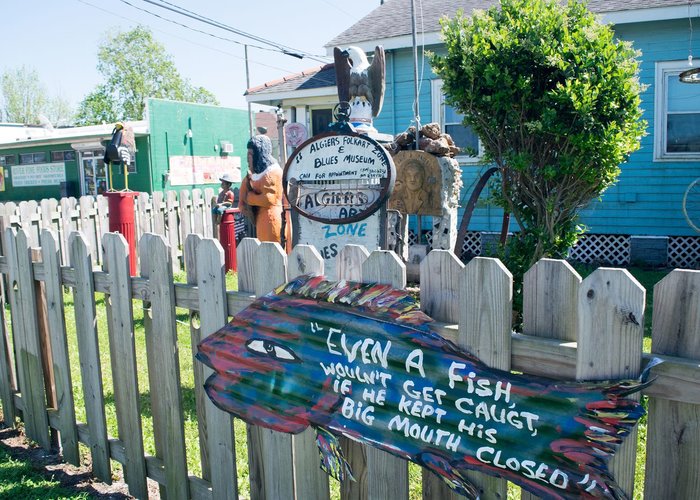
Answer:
334, 45, 385, 132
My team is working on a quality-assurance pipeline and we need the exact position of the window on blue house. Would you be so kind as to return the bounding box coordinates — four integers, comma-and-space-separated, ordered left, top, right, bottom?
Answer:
431, 79, 483, 161
655, 60, 700, 160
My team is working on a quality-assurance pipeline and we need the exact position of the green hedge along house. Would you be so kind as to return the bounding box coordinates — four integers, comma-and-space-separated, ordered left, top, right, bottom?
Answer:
0, 98, 251, 202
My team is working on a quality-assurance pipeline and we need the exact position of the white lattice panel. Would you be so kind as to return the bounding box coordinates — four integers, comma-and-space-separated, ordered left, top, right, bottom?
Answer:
460, 231, 482, 259
568, 234, 631, 266
668, 236, 700, 269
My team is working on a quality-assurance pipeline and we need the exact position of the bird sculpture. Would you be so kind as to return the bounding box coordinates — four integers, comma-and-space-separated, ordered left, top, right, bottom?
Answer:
334, 45, 386, 132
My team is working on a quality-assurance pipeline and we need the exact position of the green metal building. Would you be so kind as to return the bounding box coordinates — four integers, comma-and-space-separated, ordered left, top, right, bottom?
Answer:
0, 98, 251, 202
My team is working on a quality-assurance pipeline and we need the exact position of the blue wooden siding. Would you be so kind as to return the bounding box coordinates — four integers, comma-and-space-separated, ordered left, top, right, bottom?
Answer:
379, 20, 700, 237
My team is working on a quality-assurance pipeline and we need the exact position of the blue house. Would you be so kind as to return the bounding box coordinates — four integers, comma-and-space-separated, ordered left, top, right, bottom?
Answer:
246, 0, 700, 267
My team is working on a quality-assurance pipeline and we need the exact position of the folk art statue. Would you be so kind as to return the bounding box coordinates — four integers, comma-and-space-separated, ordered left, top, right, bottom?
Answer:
239, 134, 291, 249
197, 274, 656, 499
334, 45, 386, 133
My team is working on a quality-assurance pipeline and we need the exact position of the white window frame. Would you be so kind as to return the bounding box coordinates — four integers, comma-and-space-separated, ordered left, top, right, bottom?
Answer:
654, 60, 700, 161
431, 79, 483, 163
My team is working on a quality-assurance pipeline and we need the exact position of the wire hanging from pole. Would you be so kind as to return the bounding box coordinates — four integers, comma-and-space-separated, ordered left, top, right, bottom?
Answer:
410, 0, 421, 149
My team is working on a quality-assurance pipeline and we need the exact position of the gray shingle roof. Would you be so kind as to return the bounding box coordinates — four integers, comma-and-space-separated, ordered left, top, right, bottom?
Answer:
249, 0, 694, 97
245, 64, 337, 96
326, 0, 693, 48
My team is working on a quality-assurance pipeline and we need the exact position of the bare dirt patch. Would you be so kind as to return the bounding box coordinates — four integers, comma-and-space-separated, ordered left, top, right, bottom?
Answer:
0, 417, 160, 498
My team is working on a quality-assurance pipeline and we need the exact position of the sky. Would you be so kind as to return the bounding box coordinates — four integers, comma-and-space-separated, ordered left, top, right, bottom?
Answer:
2, 0, 382, 113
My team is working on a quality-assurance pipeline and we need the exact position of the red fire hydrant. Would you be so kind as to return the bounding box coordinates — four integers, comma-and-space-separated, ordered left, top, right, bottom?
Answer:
219, 208, 239, 272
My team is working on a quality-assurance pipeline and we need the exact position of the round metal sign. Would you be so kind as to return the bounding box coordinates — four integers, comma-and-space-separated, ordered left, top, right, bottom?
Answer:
283, 130, 395, 224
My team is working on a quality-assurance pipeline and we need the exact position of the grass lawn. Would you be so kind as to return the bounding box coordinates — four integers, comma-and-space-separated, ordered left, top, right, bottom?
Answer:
2, 265, 672, 499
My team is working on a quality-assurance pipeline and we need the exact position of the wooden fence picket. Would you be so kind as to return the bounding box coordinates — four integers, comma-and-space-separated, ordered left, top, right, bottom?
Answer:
166, 190, 180, 271
40, 229, 79, 466
459, 257, 512, 499
102, 233, 148, 499
96, 195, 109, 263
140, 233, 189, 499
520, 259, 581, 500
247, 241, 294, 500
203, 187, 215, 238
191, 189, 205, 236
59, 197, 76, 265
349, 250, 409, 500
152, 191, 166, 237
288, 244, 324, 280
577, 268, 645, 497
0, 274, 15, 425
4, 228, 50, 448
179, 190, 193, 246
0, 207, 17, 425
420, 250, 464, 500
286, 244, 329, 500
137, 192, 151, 242
70, 231, 111, 482
19, 200, 39, 247
79, 196, 97, 262
644, 270, 700, 498
335, 244, 369, 500
193, 237, 238, 499
336, 244, 369, 282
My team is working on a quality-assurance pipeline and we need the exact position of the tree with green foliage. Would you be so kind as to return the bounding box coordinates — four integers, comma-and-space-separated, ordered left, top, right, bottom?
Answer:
1, 66, 75, 126
76, 26, 218, 125
431, 0, 646, 277
1, 66, 49, 124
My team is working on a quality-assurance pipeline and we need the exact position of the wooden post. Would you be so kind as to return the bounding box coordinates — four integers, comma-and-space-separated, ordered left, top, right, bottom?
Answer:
31, 247, 57, 447
40, 229, 79, 466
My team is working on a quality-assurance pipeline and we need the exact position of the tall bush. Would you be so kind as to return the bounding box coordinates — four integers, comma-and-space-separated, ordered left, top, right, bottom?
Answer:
431, 0, 646, 275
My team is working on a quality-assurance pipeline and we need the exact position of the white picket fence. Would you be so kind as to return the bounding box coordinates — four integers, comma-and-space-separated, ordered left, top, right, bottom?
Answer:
0, 189, 217, 271
0, 229, 698, 499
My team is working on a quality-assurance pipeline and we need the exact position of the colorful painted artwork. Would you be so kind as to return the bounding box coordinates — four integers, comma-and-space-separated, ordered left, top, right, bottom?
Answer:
197, 275, 654, 499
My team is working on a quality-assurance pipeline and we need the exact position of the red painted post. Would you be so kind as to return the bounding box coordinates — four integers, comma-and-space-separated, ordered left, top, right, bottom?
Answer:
105, 192, 138, 275
219, 208, 238, 272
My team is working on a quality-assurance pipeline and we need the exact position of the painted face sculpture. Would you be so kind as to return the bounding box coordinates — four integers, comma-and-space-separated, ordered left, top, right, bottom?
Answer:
197, 275, 653, 499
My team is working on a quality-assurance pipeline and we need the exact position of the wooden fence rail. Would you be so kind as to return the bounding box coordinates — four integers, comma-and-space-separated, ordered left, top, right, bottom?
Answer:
0, 228, 698, 499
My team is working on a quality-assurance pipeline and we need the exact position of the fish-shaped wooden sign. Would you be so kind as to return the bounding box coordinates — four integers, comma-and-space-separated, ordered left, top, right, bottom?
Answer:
197, 275, 654, 499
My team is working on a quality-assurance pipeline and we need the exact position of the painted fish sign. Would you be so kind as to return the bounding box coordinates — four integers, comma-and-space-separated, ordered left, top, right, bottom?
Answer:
197, 275, 655, 499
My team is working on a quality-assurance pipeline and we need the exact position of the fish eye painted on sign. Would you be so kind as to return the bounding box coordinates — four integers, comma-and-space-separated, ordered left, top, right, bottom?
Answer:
197, 275, 656, 499
283, 131, 395, 224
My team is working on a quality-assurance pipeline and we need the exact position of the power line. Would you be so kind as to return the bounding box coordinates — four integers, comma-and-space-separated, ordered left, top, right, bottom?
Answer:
139, 0, 330, 63
77, 0, 304, 75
